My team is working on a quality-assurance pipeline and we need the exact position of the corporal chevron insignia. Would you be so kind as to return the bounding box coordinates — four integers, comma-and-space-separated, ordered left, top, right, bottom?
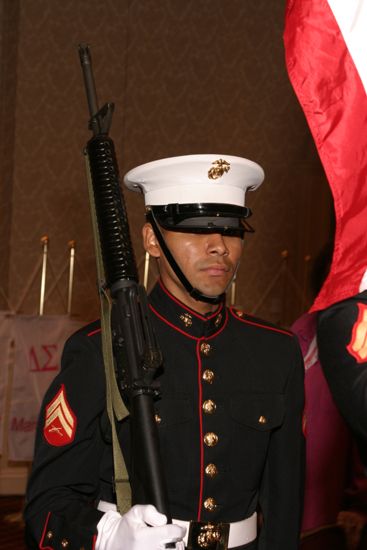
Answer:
43, 384, 76, 446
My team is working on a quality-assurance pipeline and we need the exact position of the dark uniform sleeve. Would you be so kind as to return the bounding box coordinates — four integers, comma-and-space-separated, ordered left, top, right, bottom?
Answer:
317, 291, 367, 463
258, 336, 305, 550
24, 329, 106, 550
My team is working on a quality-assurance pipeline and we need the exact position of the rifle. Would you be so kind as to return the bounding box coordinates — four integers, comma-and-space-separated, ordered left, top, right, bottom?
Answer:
78, 44, 172, 521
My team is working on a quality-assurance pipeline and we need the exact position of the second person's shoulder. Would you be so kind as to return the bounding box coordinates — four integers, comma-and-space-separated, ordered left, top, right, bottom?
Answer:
229, 306, 294, 339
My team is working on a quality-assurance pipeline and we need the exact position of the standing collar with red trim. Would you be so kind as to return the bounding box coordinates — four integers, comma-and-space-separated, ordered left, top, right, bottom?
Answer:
149, 280, 227, 339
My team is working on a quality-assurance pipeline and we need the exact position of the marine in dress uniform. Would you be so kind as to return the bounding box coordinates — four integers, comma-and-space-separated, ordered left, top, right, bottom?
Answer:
24, 155, 305, 550
317, 290, 367, 466
292, 311, 367, 533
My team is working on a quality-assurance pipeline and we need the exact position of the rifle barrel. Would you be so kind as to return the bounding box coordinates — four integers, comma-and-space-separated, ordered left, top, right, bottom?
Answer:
78, 44, 99, 120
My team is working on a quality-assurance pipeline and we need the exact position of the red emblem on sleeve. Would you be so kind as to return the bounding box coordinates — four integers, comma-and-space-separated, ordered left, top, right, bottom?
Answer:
347, 303, 367, 363
43, 384, 77, 446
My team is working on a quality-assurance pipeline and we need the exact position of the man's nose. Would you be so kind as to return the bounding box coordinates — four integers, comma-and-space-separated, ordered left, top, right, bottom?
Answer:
206, 233, 229, 255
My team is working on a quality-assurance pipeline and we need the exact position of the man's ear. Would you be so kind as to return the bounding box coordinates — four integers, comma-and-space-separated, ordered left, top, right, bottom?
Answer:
142, 223, 161, 258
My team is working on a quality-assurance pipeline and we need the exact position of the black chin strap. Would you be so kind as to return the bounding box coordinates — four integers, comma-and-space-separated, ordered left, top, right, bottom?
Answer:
147, 210, 225, 305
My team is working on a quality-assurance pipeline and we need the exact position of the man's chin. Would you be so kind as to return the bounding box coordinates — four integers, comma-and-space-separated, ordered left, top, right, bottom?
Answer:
195, 283, 229, 299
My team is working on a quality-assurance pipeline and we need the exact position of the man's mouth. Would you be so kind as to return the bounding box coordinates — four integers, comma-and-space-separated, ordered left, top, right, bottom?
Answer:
201, 264, 231, 275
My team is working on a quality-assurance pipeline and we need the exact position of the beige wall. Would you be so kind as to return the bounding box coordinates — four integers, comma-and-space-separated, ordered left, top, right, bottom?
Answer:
0, 1, 19, 310
0, 0, 333, 326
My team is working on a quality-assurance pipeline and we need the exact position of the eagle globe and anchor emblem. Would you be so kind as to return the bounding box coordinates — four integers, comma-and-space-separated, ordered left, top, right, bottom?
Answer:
188, 520, 230, 549
207, 159, 231, 180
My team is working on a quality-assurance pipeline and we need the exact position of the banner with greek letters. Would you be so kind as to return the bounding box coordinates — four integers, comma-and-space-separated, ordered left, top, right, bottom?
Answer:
0, 312, 14, 456
8, 315, 84, 461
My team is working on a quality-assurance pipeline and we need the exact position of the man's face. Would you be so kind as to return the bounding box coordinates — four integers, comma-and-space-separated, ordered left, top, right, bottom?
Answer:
143, 224, 243, 311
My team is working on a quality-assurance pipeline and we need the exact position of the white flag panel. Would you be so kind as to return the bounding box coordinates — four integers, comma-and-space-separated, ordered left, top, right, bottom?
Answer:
7, 315, 84, 461
0, 312, 14, 456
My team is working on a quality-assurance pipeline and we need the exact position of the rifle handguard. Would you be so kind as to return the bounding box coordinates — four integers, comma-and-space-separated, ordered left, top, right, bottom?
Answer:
87, 136, 138, 289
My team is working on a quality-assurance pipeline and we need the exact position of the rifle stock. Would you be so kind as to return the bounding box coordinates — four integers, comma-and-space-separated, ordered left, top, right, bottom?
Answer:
78, 44, 172, 520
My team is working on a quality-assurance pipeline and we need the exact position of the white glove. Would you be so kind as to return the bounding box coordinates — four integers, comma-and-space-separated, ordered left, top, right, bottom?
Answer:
96, 504, 186, 550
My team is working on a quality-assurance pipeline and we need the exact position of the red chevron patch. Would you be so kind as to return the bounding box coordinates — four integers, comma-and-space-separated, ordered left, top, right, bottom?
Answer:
43, 384, 76, 446
347, 303, 367, 363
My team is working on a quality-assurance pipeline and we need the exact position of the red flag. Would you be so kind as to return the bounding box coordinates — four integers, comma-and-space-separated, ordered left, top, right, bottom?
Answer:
284, 0, 367, 311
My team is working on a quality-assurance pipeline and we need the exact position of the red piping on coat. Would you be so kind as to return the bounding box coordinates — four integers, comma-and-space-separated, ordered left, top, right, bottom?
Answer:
158, 279, 223, 321
196, 340, 204, 521
229, 307, 293, 337
149, 304, 229, 341
39, 512, 53, 549
87, 328, 101, 337
39, 511, 97, 549
149, 305, 199, 340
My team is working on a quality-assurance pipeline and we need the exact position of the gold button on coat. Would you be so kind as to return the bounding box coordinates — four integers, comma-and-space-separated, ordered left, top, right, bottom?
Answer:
203, 497, 217, 511
205, 463, 218, 478
258, 415, 267, 424
202, 369, 215, 384
46, 531, 53, 540
200, 342, 212, 356
61, 539, 69, 548
202, 399, 216, 414
204, 432, 218, 446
